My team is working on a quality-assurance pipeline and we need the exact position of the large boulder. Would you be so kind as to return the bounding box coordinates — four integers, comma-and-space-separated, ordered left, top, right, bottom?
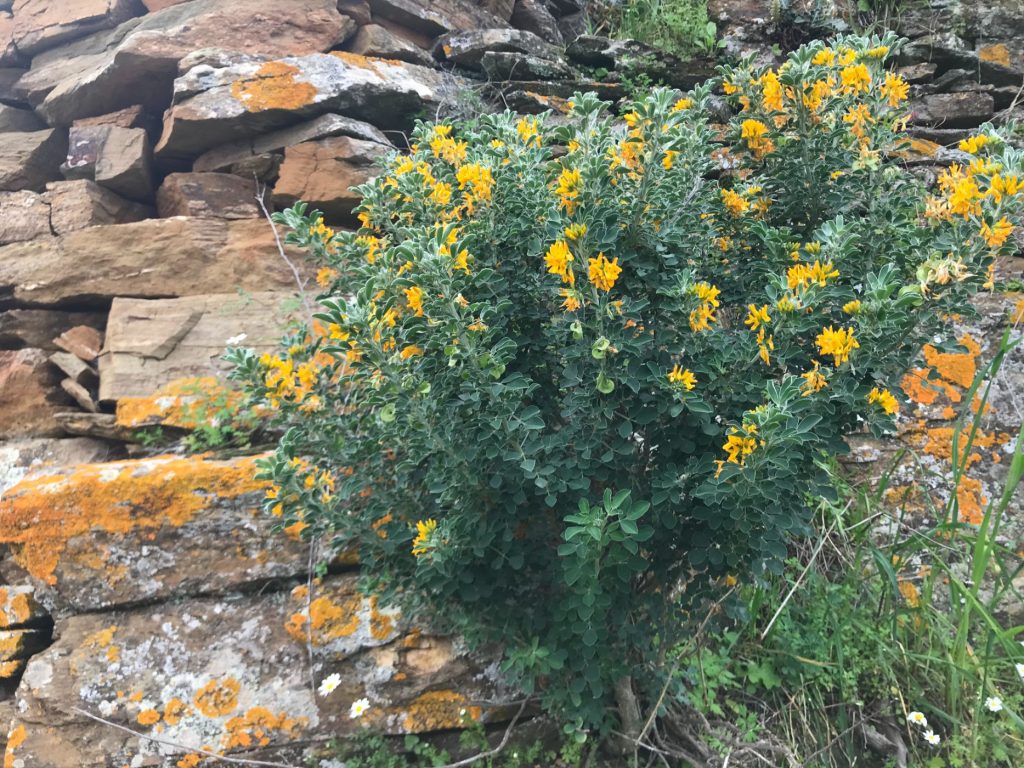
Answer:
910, 91, 995, 129
14, 0, 354, 125
8, 0, 143, 58
0, 453, 304, 612
7, 576, 508, 765
0, 103, 43, 132
0, 189, 49, 244
368, 0, 511, 37
156, 52, 453, 160
0, 218, 309, 306
346, 23, 435, 67
0, 348, 68, 438
193, 112, 390, 174
0, 128, 66, 191
272, 135, 388, 224
97, 292, 296, 402
156, 171, 261, 218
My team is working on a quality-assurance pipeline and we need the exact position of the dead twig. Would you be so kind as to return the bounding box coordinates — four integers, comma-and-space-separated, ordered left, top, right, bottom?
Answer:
254, 183, 313, 322
435, 699, 528, 768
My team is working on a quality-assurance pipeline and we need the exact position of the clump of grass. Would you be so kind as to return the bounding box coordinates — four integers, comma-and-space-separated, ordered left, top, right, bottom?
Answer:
595, 0, 719, 58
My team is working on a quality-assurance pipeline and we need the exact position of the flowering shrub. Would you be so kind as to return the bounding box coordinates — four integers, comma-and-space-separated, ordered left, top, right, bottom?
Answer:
229, 34, 1023, 730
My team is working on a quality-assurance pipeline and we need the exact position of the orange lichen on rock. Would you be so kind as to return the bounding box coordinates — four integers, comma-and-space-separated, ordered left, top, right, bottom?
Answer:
0, 660, 24, 679
164, 698, 189, 726
923, 334, 980, 389
176, 755, 202, 768
115, 377, 242, 429
955, 476, 988, 525
0, 455, 269, 585
0, 588, 37, 629
395, 690, 481, 732
979, 43, 1011, 67
1012, 298, 1024, 325
369, 597, 395, 641
231, 61, 318, 113
285, 593, 361, 645
137, 709, 161, 726
330, 50, 404, 74
3, 724, 26, 768
194, 677, 241, 718
221, 707, 307, 750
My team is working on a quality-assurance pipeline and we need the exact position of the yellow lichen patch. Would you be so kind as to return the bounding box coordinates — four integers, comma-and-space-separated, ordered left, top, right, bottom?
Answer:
0, 588, 35, 629
0, 660, 24, 679
0, 455, 269, 585
1012, 298, 1024, 325
979, 43, 1011, 67
193, 677, 241, 718
0, 632, 30, 662
285, 594, 361, 645
164, 698, 188, 726
369, 597, 395, 641
898, 580, 921, 608
329, 50, 404, 75
176, 755, 202, 768
231, 61, 318, 113
3, 724, 26, 768
922, 334, 980, 389
137, 709, 161, 726
395, 691, 481, 733
115, 377, 242, 429
221, 707, 307, 750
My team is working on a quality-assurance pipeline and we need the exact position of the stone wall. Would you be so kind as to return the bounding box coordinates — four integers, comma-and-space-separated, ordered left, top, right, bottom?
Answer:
0, 0, 1021, 765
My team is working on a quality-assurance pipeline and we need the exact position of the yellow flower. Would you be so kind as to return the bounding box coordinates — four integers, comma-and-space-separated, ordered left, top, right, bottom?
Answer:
405, 285, 424, 317
816, 325, 859, 367
559, 288, 581, 312
544, 240, 575, 285
801, 362, 827, 395
693, 282, 721, 307
411, 519, 438, 557
564, 223, 587, 241
400, 345, 423, 359
672, 97, 692, 112
840, 63, 871, 94
588, 252, 622, 292
316, 267, 339, 288
722, 425, 758, 466
456, 163, 495, 212
721, 188, 749, 216
662, 150, 678, 170
760, 69, 784, 113
744, 303, 771, 331
812, 48, 836, 66
430, 181, 453, 206
864, 45, 890, 59
868, 387, 899, 415
667, 365, 697, 390
880, 71, 909, 107
430, 131, 468, 166
959, 134, 989, 154
987, 173, 1021, 202
776, 295, 797, 313
843, 299, 862, 314
467, 320, 487, 332
555, 167, 582, 213
740, 119, 773, 158
516, 117, 540, 146
756, 328, 774, 365
980, 216, 1014, 248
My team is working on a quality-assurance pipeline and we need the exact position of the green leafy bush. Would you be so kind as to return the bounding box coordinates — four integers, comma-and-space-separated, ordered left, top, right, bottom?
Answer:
230, 34, 1023, 732
597, 0, 719, 57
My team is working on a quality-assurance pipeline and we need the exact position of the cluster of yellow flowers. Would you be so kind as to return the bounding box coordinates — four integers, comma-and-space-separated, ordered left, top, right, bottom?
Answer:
667, 364, 697, 390
719, 423, 761, 474
689, 281, 721, 332
867, 386, 899, 415
744, 304, 774, 365
815, 326, 860, 367
411, 518, 438, 557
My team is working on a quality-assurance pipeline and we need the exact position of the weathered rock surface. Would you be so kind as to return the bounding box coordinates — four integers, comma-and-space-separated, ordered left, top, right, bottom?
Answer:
63, 124, 154, 201
510, 0, 562, 44
0, 218, 309, 306
0, 309, 105, 350
157, 52, 452, 159
0, 189, 49, 244
15, 0, 354, 125
911, 92, 996, 129
0, 585, 49, 630
347, 22, 435, 66
193, 112, 390, 174
0, 129, 66, 191
566, 35, 718, 90
9, 0, 143, 58
368, 0, 510, 37
52, 324, 102, 362
437, 27, 559, 70
98, 292, 296, 401
0, 436, 115, 495
157, 172, 260, 219
481, 50, 575, 80
273, 135, 388, 223
0, 453, 306, 613
0, 103, 42, 132
46, 178, 152, 234
7, 575, 505, 765
0, 348, 68, 438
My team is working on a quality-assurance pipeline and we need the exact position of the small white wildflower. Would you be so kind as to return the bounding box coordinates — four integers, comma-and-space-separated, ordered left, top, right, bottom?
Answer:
1016, 662, 1024, 681
907, 711, 928, 728
985, 696, 1003, 712
318, 673, 341, 698
226, 333, 248, 345
924, 730, 940, 746
349, 697, 370, 719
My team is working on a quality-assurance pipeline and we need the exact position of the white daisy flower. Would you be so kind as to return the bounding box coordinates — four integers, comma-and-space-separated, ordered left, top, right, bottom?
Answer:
318, 673, 341, 697
985, 696, 1003, 712
924, 730, 940, 746
349, 697, 370, 719
907, 711, 928, 728
1015, 662, 1024, 681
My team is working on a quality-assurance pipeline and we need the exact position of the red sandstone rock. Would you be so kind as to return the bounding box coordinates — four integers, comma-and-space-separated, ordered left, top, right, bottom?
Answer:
0, 129, 66, 191
0, 348, 68, 438
9, 0, 143, 58
52, 325, 102, 361
156, 172, 260, 219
